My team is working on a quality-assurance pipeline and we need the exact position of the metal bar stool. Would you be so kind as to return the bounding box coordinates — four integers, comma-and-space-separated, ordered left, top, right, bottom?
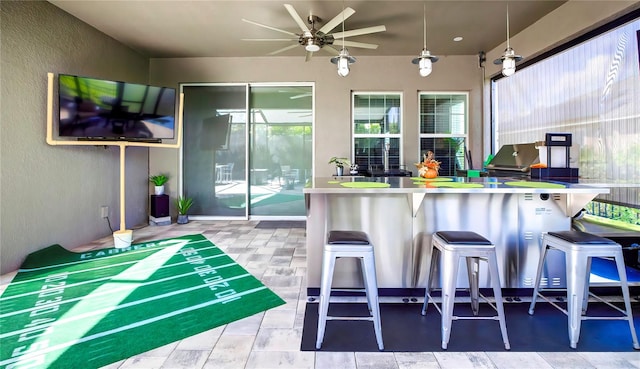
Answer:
528, 230, 640, 349
316, 230, 384, 350
422, 231, 510, 350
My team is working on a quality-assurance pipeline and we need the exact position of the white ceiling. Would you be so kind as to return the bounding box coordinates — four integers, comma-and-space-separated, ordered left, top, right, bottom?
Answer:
48, 0, 567, 60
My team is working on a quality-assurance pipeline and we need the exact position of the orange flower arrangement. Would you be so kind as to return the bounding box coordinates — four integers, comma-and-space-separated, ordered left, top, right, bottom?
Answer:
415, 151, 441, 179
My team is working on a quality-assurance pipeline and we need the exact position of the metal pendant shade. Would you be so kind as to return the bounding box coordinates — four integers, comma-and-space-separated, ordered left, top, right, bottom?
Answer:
493, 5, 522, 77
411, 3, 438, 77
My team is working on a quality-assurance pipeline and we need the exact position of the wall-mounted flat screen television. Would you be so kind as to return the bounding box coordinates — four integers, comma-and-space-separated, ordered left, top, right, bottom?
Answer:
58, 74, 176, 141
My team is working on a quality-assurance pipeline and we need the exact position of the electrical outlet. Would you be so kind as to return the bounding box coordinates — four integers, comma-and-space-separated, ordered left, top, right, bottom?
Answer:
100, 206, 109, 218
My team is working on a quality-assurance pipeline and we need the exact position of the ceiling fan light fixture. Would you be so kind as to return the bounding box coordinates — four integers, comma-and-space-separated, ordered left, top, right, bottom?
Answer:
305, 38, 320, 52
412, 3, 438, 77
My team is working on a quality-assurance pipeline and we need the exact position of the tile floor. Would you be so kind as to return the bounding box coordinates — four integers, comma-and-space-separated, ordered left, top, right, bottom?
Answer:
2, 220, 639, 369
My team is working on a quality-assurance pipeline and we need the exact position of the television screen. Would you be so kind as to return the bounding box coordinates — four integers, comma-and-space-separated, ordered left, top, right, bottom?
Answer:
58, 74, 176, 141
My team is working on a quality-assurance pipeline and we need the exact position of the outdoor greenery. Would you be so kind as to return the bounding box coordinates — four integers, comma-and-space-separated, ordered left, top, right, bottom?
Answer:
586, 202, 640, 227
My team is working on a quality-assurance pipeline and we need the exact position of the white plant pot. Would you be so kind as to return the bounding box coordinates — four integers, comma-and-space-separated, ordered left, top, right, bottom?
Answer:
154, 185, 165, 195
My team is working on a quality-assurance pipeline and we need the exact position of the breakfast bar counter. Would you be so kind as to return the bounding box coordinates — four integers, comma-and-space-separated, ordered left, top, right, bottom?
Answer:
303, 176, 609, 294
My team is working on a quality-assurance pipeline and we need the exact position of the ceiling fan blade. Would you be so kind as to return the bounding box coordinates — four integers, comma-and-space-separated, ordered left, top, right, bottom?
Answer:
242, 19, 297, 36
318, 7, 355, 35
267, 43, 300, 56
304, 50, 314, 62
323, 46, 341, 56
284, 4, 309, 33
339, 40, 379, 49
241, 38, 298, 42
332, 25, 387, 39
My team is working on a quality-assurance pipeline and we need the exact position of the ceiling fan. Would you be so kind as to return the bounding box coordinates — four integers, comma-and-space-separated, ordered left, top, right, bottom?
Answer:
242, 3, 386, 61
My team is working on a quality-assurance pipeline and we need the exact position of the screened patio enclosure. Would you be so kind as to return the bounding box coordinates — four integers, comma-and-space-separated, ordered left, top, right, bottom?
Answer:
181, 84, 313, 218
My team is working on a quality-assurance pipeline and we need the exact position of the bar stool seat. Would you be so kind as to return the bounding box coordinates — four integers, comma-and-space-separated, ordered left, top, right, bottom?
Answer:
422, 231, 510, 350
316, 230, 384, 350
529, 230, 639, 349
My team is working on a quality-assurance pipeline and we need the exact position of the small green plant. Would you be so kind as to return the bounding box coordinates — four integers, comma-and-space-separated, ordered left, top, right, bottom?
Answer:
175, 196, 194, 215
328, 157, 350, 167
149, 174, 169, 186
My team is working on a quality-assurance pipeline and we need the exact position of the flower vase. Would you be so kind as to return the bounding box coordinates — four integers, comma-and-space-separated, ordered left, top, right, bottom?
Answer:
336, 166, 344, 176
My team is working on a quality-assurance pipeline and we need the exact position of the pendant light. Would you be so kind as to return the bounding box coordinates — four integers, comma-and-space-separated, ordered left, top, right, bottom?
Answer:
411, 3, 438, 77
493, 4, 522, 77
330, 1, 355, 77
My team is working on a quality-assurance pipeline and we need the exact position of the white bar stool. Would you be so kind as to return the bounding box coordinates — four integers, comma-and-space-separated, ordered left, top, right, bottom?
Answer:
316, 230, 384, 350
422, 231, 510, 350
528, 230, 640, 349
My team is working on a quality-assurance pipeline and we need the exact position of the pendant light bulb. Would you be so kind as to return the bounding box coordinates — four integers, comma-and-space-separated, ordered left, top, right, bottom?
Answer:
338, 56, 350, 76
501, 48, 516, 76
419, 57, 432, 77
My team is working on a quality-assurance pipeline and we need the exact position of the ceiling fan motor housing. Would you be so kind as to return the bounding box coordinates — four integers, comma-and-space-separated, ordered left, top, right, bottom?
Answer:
299, 31, 334, 50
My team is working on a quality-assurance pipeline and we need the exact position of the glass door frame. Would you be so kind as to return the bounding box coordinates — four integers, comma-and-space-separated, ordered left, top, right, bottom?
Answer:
178, 82, 314, 220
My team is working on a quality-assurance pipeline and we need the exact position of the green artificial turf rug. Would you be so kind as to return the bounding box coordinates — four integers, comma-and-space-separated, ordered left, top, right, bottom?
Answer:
0, 234, 285, 369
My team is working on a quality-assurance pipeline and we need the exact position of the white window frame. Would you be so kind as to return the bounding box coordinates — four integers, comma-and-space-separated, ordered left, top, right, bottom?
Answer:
418, 92, 469, 172
351, 91, 403, 170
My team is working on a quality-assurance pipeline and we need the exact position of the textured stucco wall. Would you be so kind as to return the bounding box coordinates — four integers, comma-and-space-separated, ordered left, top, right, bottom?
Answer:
0, 1, 150, 274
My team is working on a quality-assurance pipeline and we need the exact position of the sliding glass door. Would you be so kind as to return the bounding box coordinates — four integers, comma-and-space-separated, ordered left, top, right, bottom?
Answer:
182, 85, 248, 217
249, 86, 312, 217
181, 83, 312, 218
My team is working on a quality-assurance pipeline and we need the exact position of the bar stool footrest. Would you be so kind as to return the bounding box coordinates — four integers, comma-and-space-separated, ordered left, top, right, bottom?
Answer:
326, 316, 375, 321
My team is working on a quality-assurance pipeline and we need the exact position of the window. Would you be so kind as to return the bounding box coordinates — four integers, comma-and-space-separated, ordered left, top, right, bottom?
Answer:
418, 93, 468, 176
352, 93, 402, 171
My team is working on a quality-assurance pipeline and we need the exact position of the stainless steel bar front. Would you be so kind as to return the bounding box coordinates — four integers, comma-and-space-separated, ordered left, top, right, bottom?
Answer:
304, 177, 608, 291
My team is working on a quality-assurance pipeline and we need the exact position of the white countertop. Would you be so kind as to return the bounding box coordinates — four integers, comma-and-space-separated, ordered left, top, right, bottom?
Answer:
303, 176, 610, 195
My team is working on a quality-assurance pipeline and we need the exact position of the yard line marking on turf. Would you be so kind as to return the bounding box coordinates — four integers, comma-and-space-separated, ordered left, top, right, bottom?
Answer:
0, 285, 269, 367
0, 261, 239, 319
0, 272, 254, 339
5, 241, 218, 288
0, 248, 225, 302
16, 237, 211, 273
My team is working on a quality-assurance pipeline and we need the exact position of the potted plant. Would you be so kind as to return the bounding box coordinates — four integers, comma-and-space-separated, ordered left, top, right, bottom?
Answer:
175, 196, 194, 224
149, 174, 169, 195
328, 157, 350, 176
